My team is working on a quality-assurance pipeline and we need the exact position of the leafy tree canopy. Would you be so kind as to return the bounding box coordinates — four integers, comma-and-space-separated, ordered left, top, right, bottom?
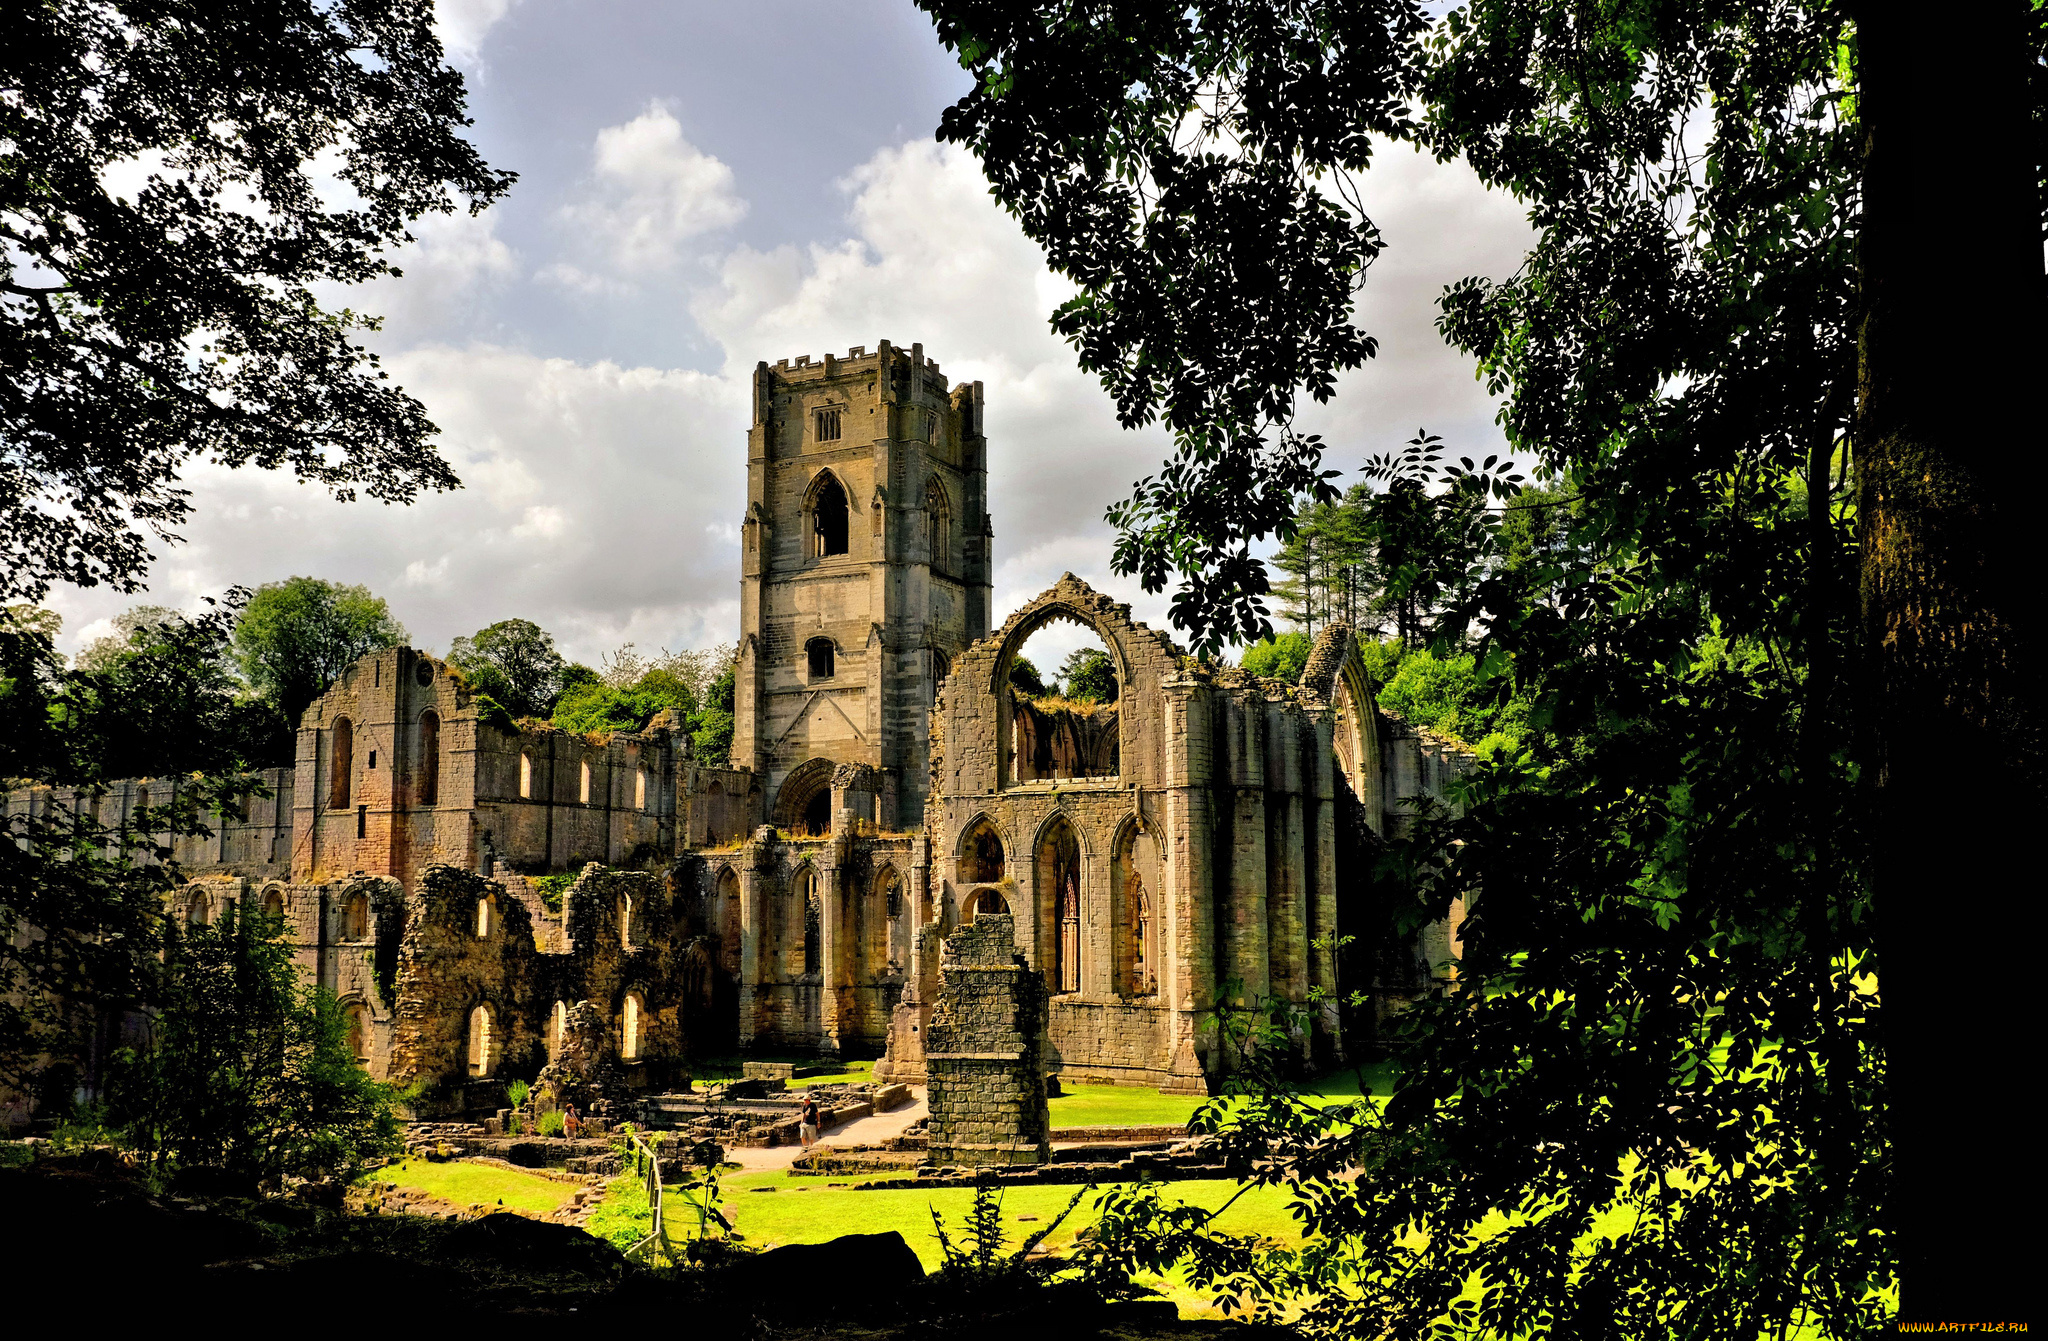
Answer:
232, 577, 407, 726
1, 0, 513, 603
448, 618, 564, 721
1238, 630, 1313, 685
1007, 655, 1050, 698
914, 0, 2021, 1329
109, 907, 401, 1190
1, 601, 275, 1104
1056, 646, 1119, 703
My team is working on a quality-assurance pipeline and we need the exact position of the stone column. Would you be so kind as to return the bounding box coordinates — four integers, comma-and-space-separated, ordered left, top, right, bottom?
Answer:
818, 853, 843, 1053
737, 832, 770, 1047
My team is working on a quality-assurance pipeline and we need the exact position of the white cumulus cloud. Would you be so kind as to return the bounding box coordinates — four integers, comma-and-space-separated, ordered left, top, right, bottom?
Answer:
556, 106, 747, 278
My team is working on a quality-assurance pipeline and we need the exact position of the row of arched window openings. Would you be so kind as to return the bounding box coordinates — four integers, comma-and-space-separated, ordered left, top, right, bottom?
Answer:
516, 755, 652, 810
465, 995, 648, 1078
957, 817, 1158, 998
327, 712, 439, 811
802, 469, 956, 571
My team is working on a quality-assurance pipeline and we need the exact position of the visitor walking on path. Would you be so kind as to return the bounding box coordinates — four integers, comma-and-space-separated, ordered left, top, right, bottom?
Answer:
799, 1093, 821, 1149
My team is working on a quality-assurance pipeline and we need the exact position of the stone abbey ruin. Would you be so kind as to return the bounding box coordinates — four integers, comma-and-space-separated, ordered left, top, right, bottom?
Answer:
7, 340, 1472, 1144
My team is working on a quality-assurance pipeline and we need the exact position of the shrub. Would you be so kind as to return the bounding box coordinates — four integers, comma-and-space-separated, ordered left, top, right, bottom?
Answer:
1240, 630, 1314, 684
538, 1109, 566, 1138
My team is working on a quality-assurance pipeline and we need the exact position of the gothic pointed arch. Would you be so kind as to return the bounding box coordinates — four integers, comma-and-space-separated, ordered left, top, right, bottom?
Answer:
772, 758, 837, 835
804, 468, 851, 557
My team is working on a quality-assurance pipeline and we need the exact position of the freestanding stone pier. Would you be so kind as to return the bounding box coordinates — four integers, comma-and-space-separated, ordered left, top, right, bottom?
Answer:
924, 914, 1051, 1167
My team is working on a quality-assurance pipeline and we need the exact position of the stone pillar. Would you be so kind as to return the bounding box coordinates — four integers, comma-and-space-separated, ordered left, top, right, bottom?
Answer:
737, 830, 772, 1047
923, 914, 1050, 1168
1308, 717, 1342, 1065
818, 855, 843, 1053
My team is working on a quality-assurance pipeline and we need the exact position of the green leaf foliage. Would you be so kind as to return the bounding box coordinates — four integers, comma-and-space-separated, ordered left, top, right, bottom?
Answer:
0, 0, 512, 603
1007, 655, 1050, 697
232, 577, 407, 727
109, 907, 402, 1189
1056, 646, 1119, 703
1238, 631, 1313, 685
1, 601, 280, 1107
449, 619, 566, 720
922, 0, 1898, 1333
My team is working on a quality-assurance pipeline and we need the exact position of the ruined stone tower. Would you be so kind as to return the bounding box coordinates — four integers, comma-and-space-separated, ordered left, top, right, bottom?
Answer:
731, 342, 991, 832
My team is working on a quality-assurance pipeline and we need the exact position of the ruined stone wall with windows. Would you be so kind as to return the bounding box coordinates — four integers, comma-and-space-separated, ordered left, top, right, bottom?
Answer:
879, 573, 1472, 1094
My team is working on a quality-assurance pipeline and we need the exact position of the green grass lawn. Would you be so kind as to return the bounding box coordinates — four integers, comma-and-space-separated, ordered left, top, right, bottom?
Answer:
363, 1158, 575, 1217
1049, 1060, 1399, 1131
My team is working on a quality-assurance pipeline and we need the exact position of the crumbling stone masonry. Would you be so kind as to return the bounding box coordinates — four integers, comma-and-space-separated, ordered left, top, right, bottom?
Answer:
923, 914, 1050, 1168
4, 340, 1476, 1124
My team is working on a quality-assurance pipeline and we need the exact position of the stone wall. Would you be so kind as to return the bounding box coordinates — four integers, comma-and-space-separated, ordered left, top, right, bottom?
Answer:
923, 914, 1050, 1167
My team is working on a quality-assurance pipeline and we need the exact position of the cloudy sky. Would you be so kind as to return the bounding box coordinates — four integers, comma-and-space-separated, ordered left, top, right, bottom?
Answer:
46, 0, 1532, 670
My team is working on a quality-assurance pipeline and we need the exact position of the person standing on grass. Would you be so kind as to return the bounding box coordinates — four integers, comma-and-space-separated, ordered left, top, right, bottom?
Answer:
800, 1093, 821, 1149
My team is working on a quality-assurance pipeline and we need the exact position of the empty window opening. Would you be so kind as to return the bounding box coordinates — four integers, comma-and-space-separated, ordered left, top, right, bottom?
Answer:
475, 897, 494, 939
341, 891, 371, 941
635, 769, 647, 810
185, 891, 211, 927
802, 878, 822, 977
807, 637, 835, 680
1004, 619, 1121, 784
468, 1005, 494, 1077
959, 817, 1005, 883
815, 407, 842, 442
262, 887, 286, 922
620, 895, 634, 946
548, 1000, 568, 1060
356, 804, 367, 839
1040, 817, 1082, 994
970, 888, 1010, 919
580, 760, 591, 804
519, 753, 532, 799
415, 658, 435, 687
809, 473, 849, 556
802, 789, 832, 839
367, 749, 377, 770
345, 1002, 370, 1061
621, 992, 645, 1060
1129, 884, 1156, 996
924, 477, 952, 574
330, 718, 353, 809
418, 711, 440, 805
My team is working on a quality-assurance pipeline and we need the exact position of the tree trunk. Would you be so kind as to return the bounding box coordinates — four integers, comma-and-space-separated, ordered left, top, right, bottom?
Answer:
1854, 1, 2043, 1320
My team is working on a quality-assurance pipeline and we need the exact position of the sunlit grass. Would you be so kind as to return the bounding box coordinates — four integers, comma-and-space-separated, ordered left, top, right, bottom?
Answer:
362, 1158, 574, 1217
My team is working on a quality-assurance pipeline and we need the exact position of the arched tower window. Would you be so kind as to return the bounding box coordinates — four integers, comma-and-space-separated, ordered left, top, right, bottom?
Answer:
809, 472, 849, 557
418, 711, 440, 805
519, 752, 533, 799
329, 718, 353, 810
580, 760, 592, 804
924, 477, 952, 574
475, 896, 494, 940
185, 889, 211, 927
807, 637, 835, 680
635, 769, 647, 810
262, 886, 287, 922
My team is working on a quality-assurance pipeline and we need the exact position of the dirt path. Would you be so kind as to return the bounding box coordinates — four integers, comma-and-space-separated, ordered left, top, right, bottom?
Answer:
724, 1089, 928, 1172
